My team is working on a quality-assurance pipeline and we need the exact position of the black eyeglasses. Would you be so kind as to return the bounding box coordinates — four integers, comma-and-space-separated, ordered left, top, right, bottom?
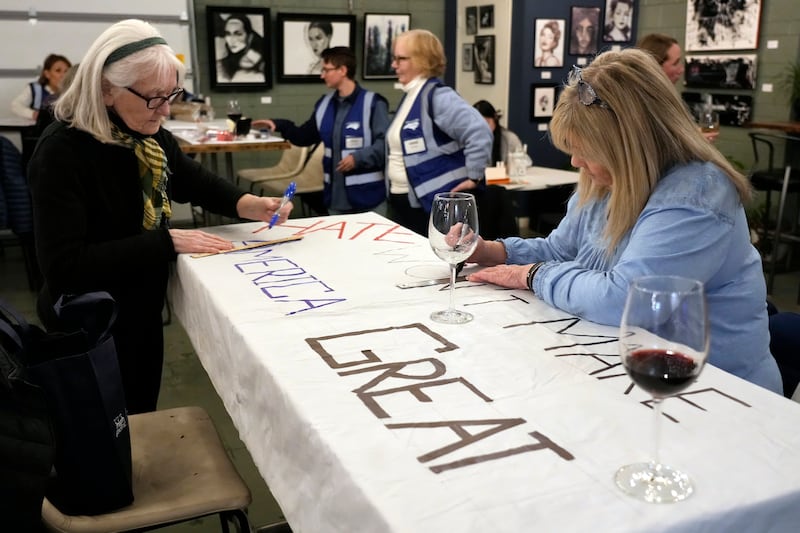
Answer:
568, 66, 610, 110
391, 55, 411, 62
125, 86, 185, 110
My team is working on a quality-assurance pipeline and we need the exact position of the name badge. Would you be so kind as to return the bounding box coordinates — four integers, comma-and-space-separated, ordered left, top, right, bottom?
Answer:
404, 137, 426, 154
345, 136, 364, 149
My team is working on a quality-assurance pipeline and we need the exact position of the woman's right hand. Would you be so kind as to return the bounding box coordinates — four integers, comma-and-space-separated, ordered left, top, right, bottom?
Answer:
251, 119, 276, 131
168, 229, 233, 254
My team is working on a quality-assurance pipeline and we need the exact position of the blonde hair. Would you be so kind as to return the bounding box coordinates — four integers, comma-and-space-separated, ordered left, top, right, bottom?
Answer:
54, 19, 185, 144
396, 29, 446, 78
549, 47, 750, 252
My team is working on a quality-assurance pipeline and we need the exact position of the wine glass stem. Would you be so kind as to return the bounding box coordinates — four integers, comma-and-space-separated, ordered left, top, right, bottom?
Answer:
651, 398, 663, 469
448, 263, 457, 313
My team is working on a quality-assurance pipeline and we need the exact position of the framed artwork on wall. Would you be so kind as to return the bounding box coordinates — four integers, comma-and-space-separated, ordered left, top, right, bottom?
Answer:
684, 54, 757, 89
474, 35, 495, 84
479, 5, 495, 29
530, 84, 559, 122
682, 92, 753, 127
569, 6, 600, 56
466, 6, 478, 35
276, 13, 356, 83
685, 0, 762, 52
207, 6, 271, 91
534, 19, 565, 68
363, 13, 410, 79
462, 43, 474, 72
602, 0, 634, 43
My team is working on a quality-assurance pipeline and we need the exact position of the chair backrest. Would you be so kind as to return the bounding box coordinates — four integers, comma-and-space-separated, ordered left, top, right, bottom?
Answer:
749, 131, 800, 174
294, 143, 324, 192
272, 143, 310, 175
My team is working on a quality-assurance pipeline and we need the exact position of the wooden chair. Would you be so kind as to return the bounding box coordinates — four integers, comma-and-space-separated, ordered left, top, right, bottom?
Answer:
237, 143, 310, 193
41, 406, 252, 533
258, 143, 325, 217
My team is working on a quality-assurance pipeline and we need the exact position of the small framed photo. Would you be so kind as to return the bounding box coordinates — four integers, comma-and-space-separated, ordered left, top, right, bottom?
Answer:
277, 13, 356, 83
534, 19, 565, 68
602, 0, 635, 43
473, 35, 495, 84
207, 6, 272, 91
530, 84, 559, 121
465, 6, 478, 35
479, 5, 495, 29
363, 13, 410, 79
569, 6, 601, 56
462, 43, 474, 72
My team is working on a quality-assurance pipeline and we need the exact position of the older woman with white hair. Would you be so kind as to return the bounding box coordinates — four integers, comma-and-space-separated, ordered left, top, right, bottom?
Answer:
27, 19, 293, 413
466, 48, 782, 394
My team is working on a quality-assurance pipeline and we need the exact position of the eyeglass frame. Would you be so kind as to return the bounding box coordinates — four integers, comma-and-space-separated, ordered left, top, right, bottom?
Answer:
568, 66, 610, 110
391, 55, 411, 62
125, 86, 185, 110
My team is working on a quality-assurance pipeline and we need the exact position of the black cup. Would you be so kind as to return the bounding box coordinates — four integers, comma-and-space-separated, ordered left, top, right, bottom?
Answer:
236, 117, 252, 136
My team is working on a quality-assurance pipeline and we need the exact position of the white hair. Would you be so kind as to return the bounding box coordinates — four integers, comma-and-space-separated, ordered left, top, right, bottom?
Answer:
54, 19, 186, 144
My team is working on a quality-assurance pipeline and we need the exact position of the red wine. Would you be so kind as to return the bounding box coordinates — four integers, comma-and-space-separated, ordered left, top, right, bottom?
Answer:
626, 349, 698, 397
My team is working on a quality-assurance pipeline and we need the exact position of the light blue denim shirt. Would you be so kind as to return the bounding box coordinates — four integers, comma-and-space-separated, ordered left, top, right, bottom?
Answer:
503, 162, 782, 394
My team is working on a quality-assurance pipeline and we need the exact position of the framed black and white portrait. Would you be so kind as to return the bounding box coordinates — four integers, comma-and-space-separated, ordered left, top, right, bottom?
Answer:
473, 35, 495, 84
569, 6, 601, 56
684, 54, 757, 89
465, 6, 478, 35
479, 5, 495, 29
277, 13, 356, 83
602, 0, 635, 43
534, 19, 565, 68
462, 43, 474, 72
363, 13, 410, 79
530, 84, 559, 121
685, 0, 762, 52
207, 6, 271, 91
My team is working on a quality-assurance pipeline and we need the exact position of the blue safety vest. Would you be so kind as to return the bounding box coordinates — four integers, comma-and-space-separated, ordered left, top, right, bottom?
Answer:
397, 78, 469, 212
315, 88, 385, 210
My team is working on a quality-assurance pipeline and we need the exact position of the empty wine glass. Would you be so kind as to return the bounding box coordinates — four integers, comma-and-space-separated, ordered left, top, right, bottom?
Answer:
615, 275, 710, 503
428, 192, 479, 324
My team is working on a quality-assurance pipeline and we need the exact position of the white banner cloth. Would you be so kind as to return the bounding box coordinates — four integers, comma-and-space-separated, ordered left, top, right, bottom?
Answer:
170, 212, 800, 533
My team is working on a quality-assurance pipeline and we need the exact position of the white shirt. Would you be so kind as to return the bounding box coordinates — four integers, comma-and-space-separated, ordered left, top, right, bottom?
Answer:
386, 75, 426, 194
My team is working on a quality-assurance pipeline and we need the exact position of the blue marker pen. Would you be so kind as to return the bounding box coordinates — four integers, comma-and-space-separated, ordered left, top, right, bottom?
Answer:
268, 181, 296, 229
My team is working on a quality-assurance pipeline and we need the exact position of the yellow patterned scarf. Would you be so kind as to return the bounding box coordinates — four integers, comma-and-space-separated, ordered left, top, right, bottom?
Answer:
111, 124, 172, 229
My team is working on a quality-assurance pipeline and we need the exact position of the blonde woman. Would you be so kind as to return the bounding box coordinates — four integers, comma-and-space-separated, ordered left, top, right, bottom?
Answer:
466, 48, 781, 395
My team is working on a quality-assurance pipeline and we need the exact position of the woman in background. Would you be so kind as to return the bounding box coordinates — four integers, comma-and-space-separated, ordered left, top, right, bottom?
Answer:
638, 33, 718, 143
11, 53, 71, 120
473, 100, 523, 169
386, 29, 491, 236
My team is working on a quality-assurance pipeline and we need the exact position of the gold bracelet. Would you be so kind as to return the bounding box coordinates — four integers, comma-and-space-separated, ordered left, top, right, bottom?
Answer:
526, 262, 543, 292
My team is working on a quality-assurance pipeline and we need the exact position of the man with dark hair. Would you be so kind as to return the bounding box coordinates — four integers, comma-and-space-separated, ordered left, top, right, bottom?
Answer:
253, 46, 390, 215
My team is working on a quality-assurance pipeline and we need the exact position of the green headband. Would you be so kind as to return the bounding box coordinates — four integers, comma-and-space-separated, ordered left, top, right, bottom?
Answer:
104, 37, 168, 66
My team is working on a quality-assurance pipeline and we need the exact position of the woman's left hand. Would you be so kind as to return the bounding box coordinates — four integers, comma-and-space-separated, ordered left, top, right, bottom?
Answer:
451, 179, 479, 192
467, 264, 530, 290
236, 193, 294, 226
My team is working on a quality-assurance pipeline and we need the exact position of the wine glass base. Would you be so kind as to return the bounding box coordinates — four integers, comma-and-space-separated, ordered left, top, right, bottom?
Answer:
430, 309, 474, 324
615, 462, 694, 503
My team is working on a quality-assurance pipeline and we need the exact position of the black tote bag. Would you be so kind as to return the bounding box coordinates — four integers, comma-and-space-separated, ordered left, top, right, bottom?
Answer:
0, 317, 54, 531
0, 292, 134, 515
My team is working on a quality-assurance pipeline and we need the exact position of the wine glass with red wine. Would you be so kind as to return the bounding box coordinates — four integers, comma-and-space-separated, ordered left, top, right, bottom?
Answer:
615, 275, 709, 503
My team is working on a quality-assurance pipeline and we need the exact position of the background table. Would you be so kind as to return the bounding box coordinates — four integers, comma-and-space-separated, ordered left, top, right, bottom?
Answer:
170, 212, 800, 533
